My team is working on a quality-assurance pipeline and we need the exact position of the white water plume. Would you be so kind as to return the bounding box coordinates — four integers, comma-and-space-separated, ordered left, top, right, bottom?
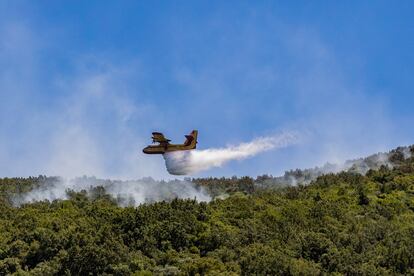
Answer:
163, 132, 298, 175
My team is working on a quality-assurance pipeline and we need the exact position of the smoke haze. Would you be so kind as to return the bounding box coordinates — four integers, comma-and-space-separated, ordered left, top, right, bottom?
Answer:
12, 145, 412, 206
163, 132, 298, 175
13, 177, 211, 207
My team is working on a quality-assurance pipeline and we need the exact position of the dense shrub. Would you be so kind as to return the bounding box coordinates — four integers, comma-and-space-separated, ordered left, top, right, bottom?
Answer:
0, 146, 414, 274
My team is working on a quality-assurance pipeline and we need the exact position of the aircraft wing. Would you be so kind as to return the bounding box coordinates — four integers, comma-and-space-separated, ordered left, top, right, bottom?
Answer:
152, 132, 171, 143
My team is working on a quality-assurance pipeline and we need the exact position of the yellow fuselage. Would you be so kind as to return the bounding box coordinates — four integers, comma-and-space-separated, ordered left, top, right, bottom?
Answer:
142, 143, 196, 154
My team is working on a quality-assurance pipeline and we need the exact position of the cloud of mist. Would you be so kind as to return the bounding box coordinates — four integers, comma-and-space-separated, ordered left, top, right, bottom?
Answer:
163, 132, 298, 175
13, 177, 210, 207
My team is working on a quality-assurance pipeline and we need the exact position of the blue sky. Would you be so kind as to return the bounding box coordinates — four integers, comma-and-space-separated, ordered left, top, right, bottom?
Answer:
0, 1, 413, 179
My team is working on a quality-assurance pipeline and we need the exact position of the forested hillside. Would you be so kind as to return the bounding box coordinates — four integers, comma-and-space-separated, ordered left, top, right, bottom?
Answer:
0, 146, 414, 275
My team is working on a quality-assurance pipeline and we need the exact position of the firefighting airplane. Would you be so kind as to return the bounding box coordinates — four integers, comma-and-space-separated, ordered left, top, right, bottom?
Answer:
143, 130, 198, 154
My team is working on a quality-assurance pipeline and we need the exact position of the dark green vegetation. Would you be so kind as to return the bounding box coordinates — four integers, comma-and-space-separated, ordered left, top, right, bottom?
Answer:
1, 146, 414, 275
